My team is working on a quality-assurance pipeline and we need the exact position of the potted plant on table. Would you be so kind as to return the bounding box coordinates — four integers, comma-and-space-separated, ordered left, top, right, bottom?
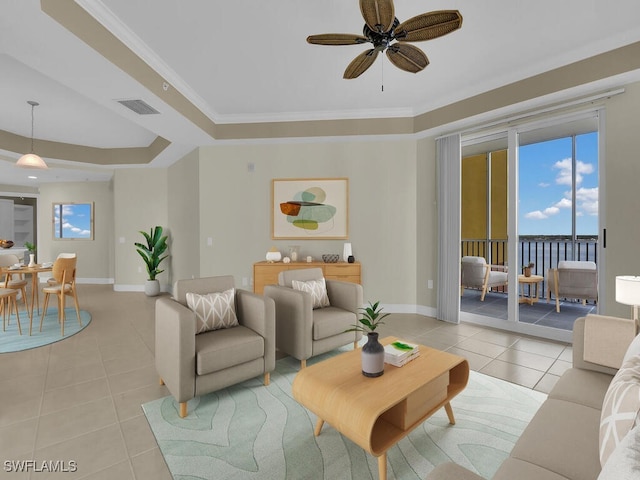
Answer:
346, 301, 390, 377
135, 226, 169, 296
24, 241, 36, 266
523, 262, 534, 278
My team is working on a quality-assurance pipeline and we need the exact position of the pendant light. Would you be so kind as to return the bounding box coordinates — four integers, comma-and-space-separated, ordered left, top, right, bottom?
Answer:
16, 100, 48, 169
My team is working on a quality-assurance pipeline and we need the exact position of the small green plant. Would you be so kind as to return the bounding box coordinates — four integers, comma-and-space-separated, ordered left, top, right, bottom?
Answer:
135, 226, 169, 281
523, 262, 534, 270
25, 241, 36, 252
346, 301, 390, 334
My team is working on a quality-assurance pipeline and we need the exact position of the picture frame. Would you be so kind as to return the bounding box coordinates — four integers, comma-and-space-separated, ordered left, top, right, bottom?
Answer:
272, 178, 348, 239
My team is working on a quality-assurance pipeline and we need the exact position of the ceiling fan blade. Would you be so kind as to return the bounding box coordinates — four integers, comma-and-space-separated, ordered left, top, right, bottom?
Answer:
307, 34, 369, 46
360, 0, 395, 33
386, 44, 429, 73
395, 10, 463, 43
343, 49, 379, 79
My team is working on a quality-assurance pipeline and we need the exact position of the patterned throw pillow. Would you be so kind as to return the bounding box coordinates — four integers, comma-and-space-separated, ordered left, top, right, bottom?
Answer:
599, 354, 640, 467
291, 278, 330, 309
186, 288, 239, 334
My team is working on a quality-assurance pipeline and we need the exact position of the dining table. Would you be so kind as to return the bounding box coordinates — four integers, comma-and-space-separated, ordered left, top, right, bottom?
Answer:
1, 263, 53, 332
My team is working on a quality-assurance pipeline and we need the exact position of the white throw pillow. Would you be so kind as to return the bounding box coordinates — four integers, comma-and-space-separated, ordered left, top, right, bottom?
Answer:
623, 334, 640, 364
598, 422, 640, 479
599, 354, 640, 467
186, 288, 239, 334
292, 277, 330, 309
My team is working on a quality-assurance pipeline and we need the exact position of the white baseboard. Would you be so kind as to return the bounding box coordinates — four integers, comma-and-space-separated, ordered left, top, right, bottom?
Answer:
113, 284, 171, 293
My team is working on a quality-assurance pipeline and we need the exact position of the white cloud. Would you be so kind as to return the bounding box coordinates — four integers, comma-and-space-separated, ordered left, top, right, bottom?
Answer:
525, 210, 548, 219
538, 182, 550, 187
553, 158, 594, 186
577, 187, 599, 216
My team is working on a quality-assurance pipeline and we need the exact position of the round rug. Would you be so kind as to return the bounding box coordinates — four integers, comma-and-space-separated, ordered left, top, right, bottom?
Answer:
0, 308, 92, 353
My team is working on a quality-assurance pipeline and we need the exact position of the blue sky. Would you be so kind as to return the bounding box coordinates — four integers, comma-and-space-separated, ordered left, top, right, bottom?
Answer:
518, 132, 598, 235
53, 203, 92, 239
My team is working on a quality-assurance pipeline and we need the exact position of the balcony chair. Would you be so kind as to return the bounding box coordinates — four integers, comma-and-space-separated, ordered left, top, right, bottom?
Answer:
39, 256, 81, 336
155, 276, 275, 418
547, 260, 598, 312
264, 267, 363, 369
460, 256, 508, 301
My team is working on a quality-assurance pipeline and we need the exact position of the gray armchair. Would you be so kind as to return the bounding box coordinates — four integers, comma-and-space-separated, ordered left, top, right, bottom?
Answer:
155, 276, 275, 418
547, 260, 598, 312
264, 268, 363, 369
460, 256, 508, 301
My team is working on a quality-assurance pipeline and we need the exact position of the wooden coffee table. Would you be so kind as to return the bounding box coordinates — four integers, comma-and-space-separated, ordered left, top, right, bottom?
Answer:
292, 336, 469, 480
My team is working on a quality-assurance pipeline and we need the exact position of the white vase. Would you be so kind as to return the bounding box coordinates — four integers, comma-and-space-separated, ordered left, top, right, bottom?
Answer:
144, 279, 160, 296
343, 243, 352, 262
28, 253, 36, 267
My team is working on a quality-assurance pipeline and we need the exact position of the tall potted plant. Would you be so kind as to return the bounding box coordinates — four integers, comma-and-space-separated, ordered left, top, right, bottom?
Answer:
346, 301, 390, 377
135, 226, 169, 296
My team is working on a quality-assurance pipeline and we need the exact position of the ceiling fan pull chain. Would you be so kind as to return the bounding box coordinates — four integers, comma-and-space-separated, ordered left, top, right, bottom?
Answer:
381, 55, 384, 92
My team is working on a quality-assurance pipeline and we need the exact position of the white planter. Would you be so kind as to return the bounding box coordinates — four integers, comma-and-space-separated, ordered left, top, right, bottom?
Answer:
144, 279, 160, 296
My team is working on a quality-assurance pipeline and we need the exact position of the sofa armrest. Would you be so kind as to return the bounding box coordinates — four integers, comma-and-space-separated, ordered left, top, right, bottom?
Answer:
236, 289, 276, 373
264, 285, 313, 361
325, 280, 363, 313
425, 463, 485, 480
155, 297, 197, 403
573, 316, 633, 374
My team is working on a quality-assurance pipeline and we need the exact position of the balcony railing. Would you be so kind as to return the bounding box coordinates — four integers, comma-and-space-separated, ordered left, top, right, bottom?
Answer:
461, 235, 599, 299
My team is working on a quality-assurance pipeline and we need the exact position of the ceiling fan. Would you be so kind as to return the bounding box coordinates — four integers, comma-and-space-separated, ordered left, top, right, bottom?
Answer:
307, 0, 463, 79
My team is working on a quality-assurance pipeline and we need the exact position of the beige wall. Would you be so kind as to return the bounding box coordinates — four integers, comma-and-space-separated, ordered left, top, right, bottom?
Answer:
37, 181, 114, 281
113, 168, 169, 290
167, 148, 200, 284
197, 139, 419, 303
603, 81, 640, 317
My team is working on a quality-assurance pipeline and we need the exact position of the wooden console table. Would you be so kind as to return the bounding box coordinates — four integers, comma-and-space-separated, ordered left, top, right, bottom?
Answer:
292, 336, 469, 480
253, 260, 360, 294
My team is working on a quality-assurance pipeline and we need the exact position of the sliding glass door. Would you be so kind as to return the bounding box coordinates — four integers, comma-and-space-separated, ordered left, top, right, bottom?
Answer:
458, 111, 601, 341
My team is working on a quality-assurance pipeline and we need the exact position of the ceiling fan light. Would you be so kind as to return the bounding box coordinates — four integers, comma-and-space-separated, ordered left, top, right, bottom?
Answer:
16, 153, 48, 169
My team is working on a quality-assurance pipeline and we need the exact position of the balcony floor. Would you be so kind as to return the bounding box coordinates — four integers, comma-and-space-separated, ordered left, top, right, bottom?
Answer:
460, 288, 596, 331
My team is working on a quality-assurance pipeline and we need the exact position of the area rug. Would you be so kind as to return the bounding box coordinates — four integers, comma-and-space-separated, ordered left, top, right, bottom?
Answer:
0, 308, 91, 353
142, 350, 546, 480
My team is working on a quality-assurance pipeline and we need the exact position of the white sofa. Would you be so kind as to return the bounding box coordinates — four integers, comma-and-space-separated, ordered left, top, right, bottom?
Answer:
426, 314, 640, 480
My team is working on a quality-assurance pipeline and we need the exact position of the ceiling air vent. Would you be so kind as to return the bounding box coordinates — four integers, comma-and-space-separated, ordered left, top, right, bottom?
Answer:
116, 99, 160, 115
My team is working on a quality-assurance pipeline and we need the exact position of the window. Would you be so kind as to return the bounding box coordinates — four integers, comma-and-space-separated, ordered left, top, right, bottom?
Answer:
53, 202, 94, 240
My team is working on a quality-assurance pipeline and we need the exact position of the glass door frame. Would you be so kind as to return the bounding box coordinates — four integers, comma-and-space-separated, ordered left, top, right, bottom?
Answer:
458, 108, 605, 343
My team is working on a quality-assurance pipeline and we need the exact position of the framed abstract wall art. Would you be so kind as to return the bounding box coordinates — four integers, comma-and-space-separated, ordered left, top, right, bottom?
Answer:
272, 178, 348, 239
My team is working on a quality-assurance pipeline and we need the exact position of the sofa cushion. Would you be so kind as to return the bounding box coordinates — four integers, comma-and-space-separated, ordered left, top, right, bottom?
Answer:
292, 277, 330, 309
312, 306, 356, 340
599, 354, 640, 467
598, 422, 640, 480
493, 457, 570, 480
186, 288, 239, 333
509, 398, 602, 480
195, 325, 264, 375
548, 367, 613, 410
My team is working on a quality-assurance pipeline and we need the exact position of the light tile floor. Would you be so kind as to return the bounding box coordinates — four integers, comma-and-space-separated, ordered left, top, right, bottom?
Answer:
0, 285, 572, 479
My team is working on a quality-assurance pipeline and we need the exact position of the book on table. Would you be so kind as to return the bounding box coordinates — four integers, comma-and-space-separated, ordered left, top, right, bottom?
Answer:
384, 340, 420, 367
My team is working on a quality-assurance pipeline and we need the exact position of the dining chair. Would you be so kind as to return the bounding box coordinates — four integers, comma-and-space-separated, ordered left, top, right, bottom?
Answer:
46, 253, 77, 286
39, 256, 81, 336
0, 287, 22, 335
0, 254, 29, 313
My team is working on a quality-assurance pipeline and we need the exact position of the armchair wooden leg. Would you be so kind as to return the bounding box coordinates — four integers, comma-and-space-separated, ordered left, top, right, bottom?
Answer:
300, 359, 306, 369
264, 372, 270, 385
159, 377, 165, 386
179, 402, 187, 418
480, 285, 488, 301
353, 341, 358, 349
